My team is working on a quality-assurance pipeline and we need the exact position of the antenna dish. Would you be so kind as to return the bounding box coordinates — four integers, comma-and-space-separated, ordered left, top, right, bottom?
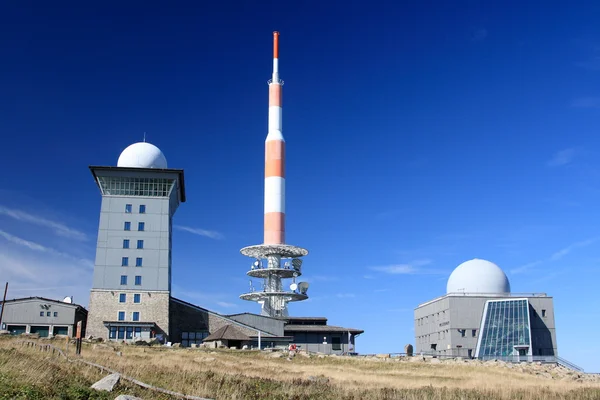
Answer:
62, 296, 73, 304
290, 283, 298, 291
298, 282, 309, 295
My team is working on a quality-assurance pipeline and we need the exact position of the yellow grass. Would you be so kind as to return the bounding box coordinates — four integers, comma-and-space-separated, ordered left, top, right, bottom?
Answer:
1, 337, 599, 400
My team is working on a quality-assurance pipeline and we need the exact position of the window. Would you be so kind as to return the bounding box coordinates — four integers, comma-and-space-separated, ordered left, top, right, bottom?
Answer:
134, 327, 142, 337
124, 221, 131, 231
110, 326, 117, 339
119, 293, 126, 303
122, 257, 129, 266
120, 275, 127, 285
118, 311, 125, 321
139, 205, 146, 214
135, 276, 142, 285
138, 222, 145, 231
137, 240, 144, 249
331, 336, 341, 351
53, 312, 58, 317
125, 204, 132, 213
136, 257, 143, 267
126, 326, 133, 339
132, 312, 140, 321
47, 312, 51, 317
472, 329, 477, 337
123, 239, 130, 249
118, 326, 125, 339
542, 309, 547, 318
39, 311, 44, 317
460, 329, 466, 337
96, 176, 175, 197
134, 294, 141, 303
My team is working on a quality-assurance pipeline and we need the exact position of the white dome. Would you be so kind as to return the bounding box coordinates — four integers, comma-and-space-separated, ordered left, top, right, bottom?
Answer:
117, 142, 167, 169
446, 258, 510, 295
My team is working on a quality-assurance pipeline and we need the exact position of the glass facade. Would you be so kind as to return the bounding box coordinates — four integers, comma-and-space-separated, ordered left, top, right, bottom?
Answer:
181, 331, 209, 347
476, 299, 531, 359
98, 176, 175, 197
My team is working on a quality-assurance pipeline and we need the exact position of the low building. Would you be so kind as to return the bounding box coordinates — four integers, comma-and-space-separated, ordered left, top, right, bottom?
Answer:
227, 313, 364, 354
0, 297, 87, 337
203, 325, 251, 349
414, 259, 557, 360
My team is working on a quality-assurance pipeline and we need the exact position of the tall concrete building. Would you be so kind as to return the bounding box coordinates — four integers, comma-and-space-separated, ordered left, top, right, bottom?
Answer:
414, 259, 559, 362
87, 141, 185, 342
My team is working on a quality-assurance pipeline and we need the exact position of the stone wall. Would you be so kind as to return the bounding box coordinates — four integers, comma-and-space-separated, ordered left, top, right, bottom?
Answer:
87, 290, 169, 340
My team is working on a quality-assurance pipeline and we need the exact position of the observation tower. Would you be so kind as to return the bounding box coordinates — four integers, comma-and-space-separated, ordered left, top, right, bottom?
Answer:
239, 32, 310, 318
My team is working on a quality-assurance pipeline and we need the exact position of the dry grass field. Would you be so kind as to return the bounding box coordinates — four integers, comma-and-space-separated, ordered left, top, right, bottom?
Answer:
1, 337, 599, 400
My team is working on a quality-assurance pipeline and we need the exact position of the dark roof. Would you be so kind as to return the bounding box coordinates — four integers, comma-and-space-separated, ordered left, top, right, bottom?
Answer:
89, 165, 187, 203
1, 296, 87, 313
284, 324, 364, 334
226, 312, 283, 321
170, 297, 277, 337
286, 317, 328, 321
204, 325, 251, 342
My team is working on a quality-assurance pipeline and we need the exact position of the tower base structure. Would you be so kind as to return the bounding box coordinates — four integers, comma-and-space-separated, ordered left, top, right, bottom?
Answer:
239, 244, 309, 318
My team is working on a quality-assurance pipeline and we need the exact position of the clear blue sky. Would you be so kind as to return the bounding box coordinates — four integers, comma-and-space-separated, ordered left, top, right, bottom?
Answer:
1, 1, 600, 371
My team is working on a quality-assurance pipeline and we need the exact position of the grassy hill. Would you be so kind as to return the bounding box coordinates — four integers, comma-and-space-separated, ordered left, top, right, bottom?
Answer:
1, 337, 599, 400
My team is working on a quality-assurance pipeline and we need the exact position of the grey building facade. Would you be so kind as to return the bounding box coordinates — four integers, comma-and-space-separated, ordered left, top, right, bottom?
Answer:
0, 297, 87, 337
87, 164, 185, 342
414, 293, 557, 359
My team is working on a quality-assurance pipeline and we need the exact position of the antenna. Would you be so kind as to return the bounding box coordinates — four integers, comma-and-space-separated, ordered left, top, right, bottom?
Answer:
143, 132, 146, 142
298, 282, 309, 295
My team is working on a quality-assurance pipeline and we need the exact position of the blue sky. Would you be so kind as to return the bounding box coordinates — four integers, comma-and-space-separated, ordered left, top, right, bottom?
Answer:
1, 1, 600, 371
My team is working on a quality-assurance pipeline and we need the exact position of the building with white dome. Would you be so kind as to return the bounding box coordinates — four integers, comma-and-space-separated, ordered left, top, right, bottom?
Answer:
414, 258, 557, 361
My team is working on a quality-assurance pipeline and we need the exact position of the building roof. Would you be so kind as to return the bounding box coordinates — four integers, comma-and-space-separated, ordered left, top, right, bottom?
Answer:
225, 312, 283, 321
89, 166, 187, 203
415, 292, 550, 309
284, 324, 364, 334
204, 324, 251, 342
1, 296, 87, 313
170, 297, 277, 337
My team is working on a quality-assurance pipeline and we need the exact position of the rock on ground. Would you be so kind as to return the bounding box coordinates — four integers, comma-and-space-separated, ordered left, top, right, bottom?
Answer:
114, 396, 144, 400
91, 373, 121, 392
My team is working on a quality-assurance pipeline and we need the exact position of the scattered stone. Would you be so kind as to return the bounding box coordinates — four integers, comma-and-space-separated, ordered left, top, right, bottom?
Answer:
404, 344, 413, 356
91, 373, 120, 392
172, 343, 181, 348
191, 343, 198, 348
242, 345, 248, 350
0, 330, 9, 335
114, 396, 144, 400
376, 354, 390, 359
116, 352, 122, 357
270, 352, 284, 358
429, 358, 441, 364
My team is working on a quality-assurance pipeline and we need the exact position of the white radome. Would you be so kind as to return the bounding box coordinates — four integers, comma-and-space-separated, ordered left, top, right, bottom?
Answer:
446, 258, 510, 295
117, 142, 168, 169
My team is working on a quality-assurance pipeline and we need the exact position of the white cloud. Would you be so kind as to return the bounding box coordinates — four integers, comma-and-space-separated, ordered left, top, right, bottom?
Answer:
370, 259, 439, 275
336, 293, 356, 298
216, 301, 237, 308
174, 225, 224, 240
0, 246, 93, 307
510, 260, 542, 275
547, 148, 577, 167
0, 205, 87, 241
0, 230, 94, 268
550, 237, 599, 261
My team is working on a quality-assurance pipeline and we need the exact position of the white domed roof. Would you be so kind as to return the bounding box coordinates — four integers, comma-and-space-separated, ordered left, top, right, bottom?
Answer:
446, 258, 510, 295
117, 142, 167, 169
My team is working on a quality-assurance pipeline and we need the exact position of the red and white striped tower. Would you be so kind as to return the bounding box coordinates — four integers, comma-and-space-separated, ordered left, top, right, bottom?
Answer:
240, 32, 309, 318
264, 31, 285, 245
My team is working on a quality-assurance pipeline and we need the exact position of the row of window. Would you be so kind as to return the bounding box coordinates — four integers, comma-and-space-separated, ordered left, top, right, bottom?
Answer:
122, 257, 143, 267
124, 222, 145, 231
109, 326, 142, 340
40, 311, 58, 317
120, 275, 142, 285
119, 293, 141, 303
123, 239, 144, 249
417, 328, 478, 343
118, 311, 140, 321
417, 310, 447, 326
125, 204, 146, 214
